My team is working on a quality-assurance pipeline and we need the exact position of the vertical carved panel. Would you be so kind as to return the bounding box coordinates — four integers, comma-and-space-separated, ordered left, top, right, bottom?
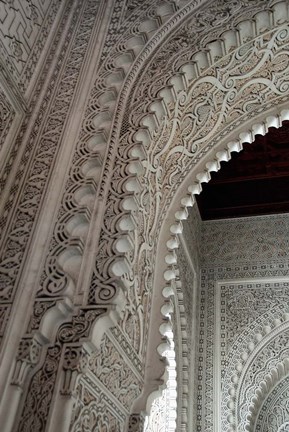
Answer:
0, 0, 95, 349
0, 304, 10, 344
194, 213, 289, 432
0, 86, 15, 153
89, 334, 143, 411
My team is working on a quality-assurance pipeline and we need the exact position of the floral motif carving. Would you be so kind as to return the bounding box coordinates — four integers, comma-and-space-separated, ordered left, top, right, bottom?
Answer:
71, 380, 125, 432
0, 0, 100, 349
72, 403, 120, 432
89, 7, 289, 385
3, 1, 289, 431
89, 334, 142, 411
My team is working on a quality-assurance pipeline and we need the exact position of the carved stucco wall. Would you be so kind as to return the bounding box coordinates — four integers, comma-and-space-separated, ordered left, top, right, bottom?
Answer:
0, 0, 63, 174
0, 0, 61, 92
0, 0, 65, 345
0, 1, 195, 430
185, 212, 289, 432
1, 0, 289, 431
178, 205, 201, 336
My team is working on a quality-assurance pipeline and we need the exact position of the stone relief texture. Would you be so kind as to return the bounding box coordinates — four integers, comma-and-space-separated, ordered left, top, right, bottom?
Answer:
177, 241, 197, 347
17, 307, 107, 431
182, 204, 202, 270
72, 385, 125, 432
13, 10, 287, 431
2, 0, 289, 430
0, 0, 61, 92
89, 333, 143, 411
255, 377, 289, 432
0, 0, 82, 348
175, 204, 201, 431
189, 211, 289, 432
201, 213, 289, 266
99, 7, 289, 392
0, 86, 15, 154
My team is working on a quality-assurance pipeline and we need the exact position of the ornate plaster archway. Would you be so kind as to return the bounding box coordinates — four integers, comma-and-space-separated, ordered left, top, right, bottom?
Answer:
107, 3, 289, 428
2, 1, 289, 431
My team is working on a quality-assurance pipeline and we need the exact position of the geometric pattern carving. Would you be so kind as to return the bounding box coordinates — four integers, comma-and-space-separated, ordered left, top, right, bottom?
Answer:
0, 0, 60, 91
3, 1, 289, 432
201, 213, 289, 267
0, 0, 99, 351
191, 212, 289, 432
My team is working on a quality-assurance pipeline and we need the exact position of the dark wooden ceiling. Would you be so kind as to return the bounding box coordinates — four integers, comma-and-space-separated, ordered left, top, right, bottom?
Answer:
196, 121, 289, 220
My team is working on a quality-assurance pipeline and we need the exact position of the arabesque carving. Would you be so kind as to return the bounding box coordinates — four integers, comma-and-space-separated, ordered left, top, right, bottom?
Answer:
2, 0, 289, 431
194, 213, 289, 431
71, 379, 126, 431
255, 376, 289, 431
0, 0, 98, 350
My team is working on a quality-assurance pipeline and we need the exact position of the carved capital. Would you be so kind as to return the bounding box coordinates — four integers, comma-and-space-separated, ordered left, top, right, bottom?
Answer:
61, 344, 90, 396
11, 337, 42, 387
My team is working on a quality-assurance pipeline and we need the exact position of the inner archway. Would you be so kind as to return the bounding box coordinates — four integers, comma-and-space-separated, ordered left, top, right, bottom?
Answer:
126, 11, 289, 429
160, 120, 289, 432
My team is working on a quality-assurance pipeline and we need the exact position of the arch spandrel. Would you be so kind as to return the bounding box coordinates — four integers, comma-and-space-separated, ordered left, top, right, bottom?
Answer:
103, 12, 289, 367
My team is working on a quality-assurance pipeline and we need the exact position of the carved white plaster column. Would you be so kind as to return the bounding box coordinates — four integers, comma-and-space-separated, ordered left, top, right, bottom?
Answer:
0, 337, 42, 432
0, 385, 22, 432
47, 345, 90, 432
